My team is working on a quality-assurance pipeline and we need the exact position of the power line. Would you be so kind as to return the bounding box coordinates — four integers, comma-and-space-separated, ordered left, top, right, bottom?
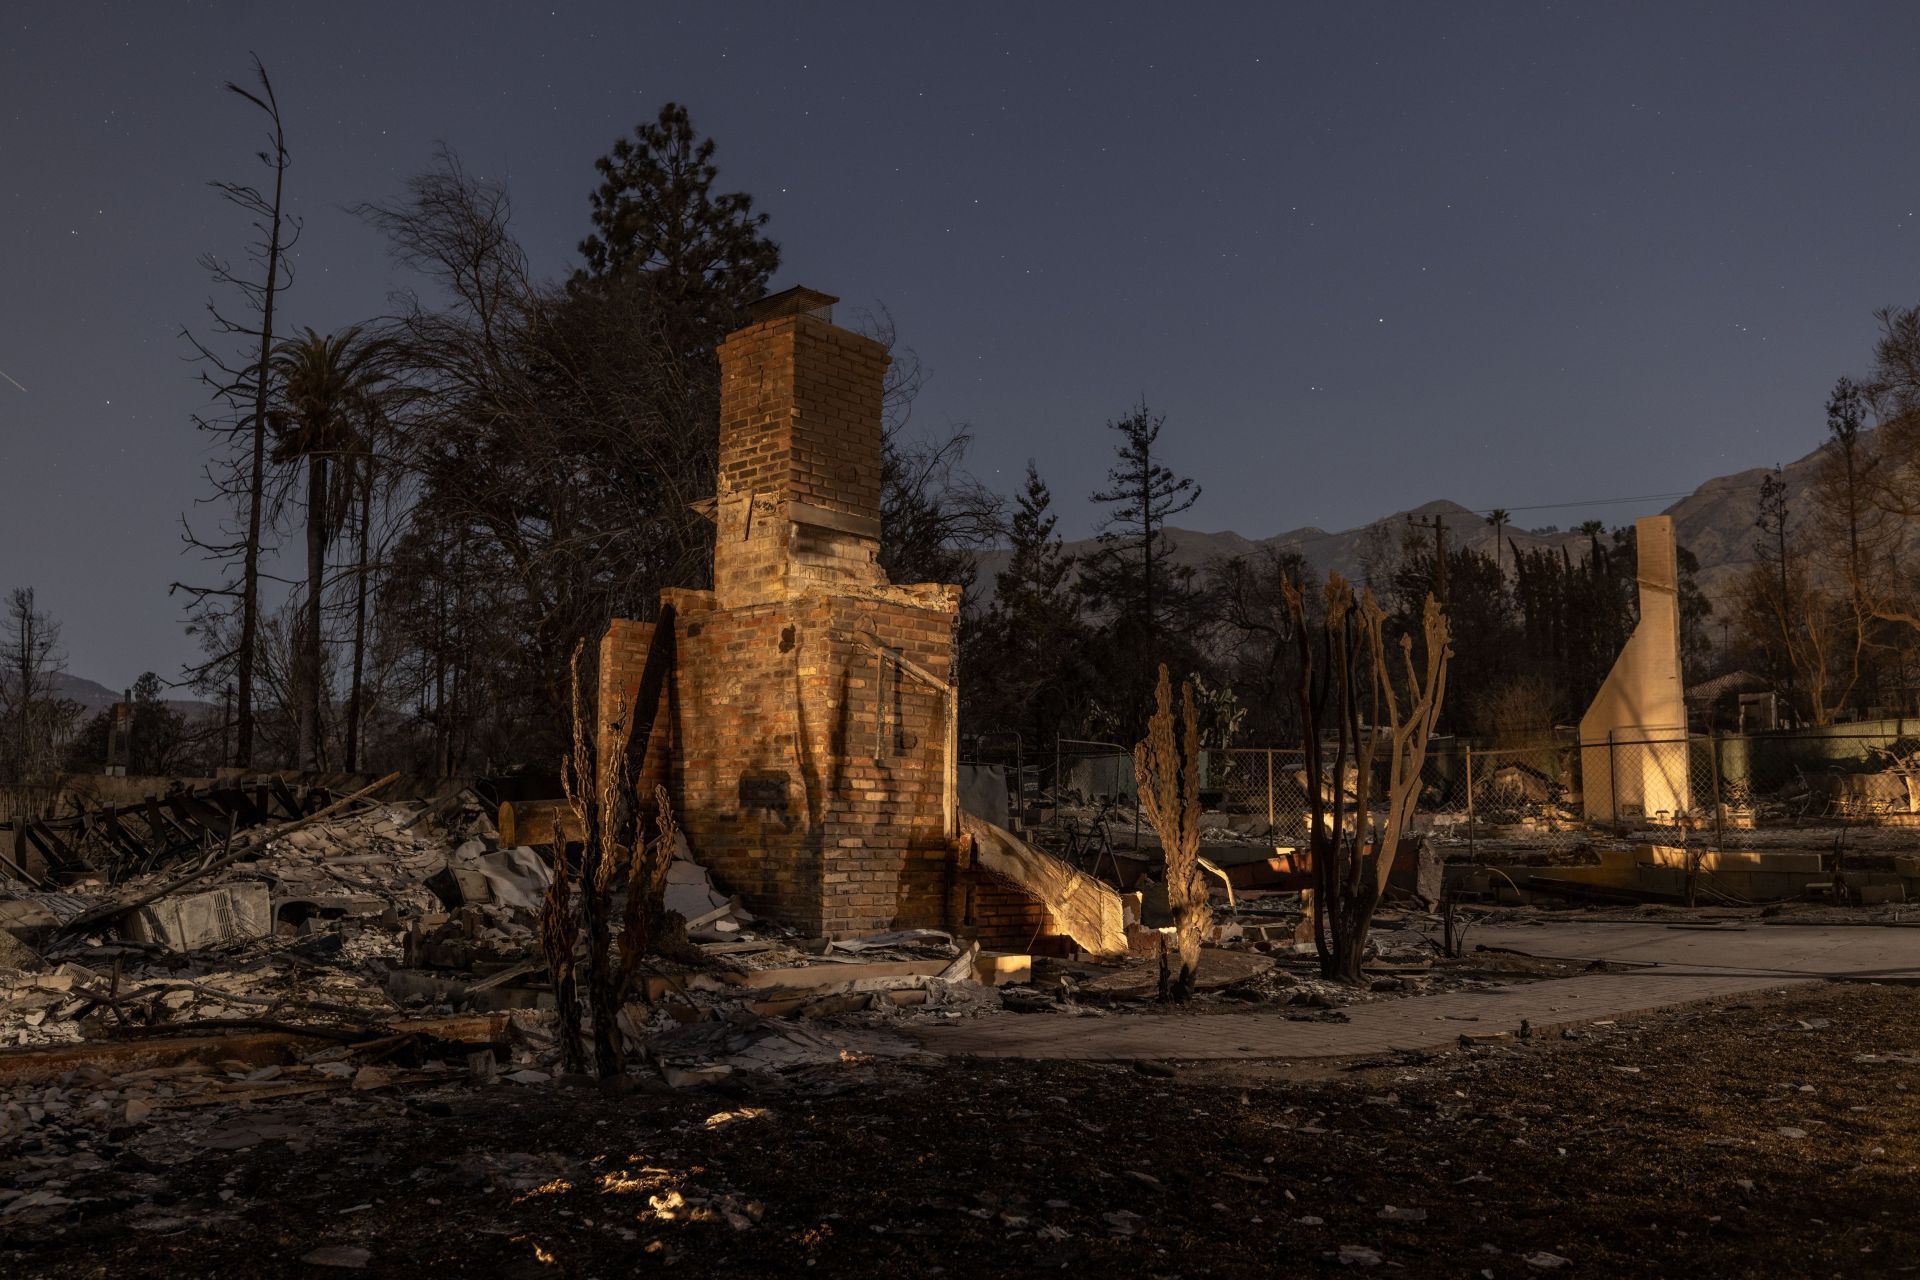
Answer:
1468, 491, 1695, 515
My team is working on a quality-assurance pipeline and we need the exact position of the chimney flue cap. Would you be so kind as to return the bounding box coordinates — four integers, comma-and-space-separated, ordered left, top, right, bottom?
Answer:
749, 285, 838, 324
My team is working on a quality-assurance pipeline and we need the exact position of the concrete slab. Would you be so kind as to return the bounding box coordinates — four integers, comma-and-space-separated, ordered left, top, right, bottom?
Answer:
1471, 922, 1920, 979
910, 970, 1803, 1061
907, 922, 1920, 1063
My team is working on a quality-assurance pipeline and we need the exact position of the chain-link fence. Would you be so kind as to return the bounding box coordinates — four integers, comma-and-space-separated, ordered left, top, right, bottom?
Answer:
1201, 747, 1309, 838
1435, 739, 1587, 854
972, 724, 1920, 856
1201, 725, 1920, 855
1714, 726, 1920, 827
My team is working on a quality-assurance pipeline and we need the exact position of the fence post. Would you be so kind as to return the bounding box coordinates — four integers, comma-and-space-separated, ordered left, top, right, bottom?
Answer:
1709, 730, 1724, 852
1266, 748, 1275, 830
1608, 732, 1620, 831
1464, 744, 1476, 862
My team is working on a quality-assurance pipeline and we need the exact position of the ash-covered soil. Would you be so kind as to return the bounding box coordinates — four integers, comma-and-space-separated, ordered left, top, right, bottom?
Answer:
4, 982, 1917, 1278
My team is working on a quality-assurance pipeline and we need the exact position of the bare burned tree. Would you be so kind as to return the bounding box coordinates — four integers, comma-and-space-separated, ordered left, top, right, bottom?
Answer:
1283, 574, 1451, 985
879, 424, 1004, 589
1207, 544, 1315, 741
1135, 664, 1210, 1001
538, 820, 585, 1074
561, 642, 632, 1077
176, 58, 298, 769
358, 150, 723, 766
0, 588, 72, 786
549, 637, 682, 1077
855, 307, 1003, 590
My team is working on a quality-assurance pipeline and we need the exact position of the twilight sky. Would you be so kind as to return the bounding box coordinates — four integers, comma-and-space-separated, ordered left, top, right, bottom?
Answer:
3, 2, 1918, 689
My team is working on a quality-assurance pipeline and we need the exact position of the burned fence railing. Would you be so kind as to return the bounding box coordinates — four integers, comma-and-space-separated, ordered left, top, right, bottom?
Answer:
1, 777, 327, 888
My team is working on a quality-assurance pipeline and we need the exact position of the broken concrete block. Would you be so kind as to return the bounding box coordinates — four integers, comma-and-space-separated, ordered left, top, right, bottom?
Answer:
469, 848, 550, 911
1126, 922, 1173, 959
122, 882, 270, 951
665, 856, 730, 920
0, 897, 64, 947
384, 969, 464, 1006
662, 1063, 733, 1088
425, 865, 495, 910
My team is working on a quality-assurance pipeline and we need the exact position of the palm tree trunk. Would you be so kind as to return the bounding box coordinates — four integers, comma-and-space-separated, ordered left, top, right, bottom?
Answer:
345, 445, 373, 772
302, 454, 327, 770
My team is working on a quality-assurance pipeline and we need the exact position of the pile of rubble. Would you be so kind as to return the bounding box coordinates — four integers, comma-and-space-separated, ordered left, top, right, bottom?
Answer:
0, 779, 1030, 1101
1, 769, 1558, 1139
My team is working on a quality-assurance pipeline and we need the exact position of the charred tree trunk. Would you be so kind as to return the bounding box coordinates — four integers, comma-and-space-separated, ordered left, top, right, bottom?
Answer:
1324, 875, 1381, 985
549, 631, 680, 1079
538, 841, 585, 1074
1136, 664, 1210, 1001
345, 438, 373, 772
1286, 575, 1451, 986
233, 69, 289, 770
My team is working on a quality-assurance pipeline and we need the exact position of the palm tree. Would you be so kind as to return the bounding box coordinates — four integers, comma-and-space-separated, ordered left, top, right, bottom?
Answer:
269, 326, 389, 769
1485, 508, 1510, 576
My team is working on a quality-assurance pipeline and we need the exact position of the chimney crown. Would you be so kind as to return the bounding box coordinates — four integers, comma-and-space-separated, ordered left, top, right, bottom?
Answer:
749, 285, 837, 325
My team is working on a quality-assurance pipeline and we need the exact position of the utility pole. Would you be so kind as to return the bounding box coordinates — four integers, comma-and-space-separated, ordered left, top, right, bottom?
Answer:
1408, 513, 1449, 603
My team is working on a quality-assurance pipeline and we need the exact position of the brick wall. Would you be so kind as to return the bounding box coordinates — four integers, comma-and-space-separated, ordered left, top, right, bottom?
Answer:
658, 587, 831, 933
812, 593, 958, 937
647, 585, 971, 939
964, 877, 1056, 953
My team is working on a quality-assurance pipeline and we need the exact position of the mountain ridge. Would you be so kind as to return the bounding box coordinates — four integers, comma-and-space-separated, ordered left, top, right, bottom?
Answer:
975, 435, 1839, 606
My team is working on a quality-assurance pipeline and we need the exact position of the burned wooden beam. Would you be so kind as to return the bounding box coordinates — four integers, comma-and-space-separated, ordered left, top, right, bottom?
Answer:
98, 806, 156, 864
214, 785, 269, 826
143, 795, 196, 848
23, 819, 85, 877
497, 799, 580, 848
269, 776, 303, 820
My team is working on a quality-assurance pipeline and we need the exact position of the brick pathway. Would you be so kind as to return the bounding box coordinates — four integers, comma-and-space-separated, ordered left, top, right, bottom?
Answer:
910, 970, 1809, 1061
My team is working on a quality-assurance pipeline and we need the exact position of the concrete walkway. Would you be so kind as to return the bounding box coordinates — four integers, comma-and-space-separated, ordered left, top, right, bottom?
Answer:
911, 924, 1920, 1062
913, 971, 1805, 1061
1469, 921, 1920, 980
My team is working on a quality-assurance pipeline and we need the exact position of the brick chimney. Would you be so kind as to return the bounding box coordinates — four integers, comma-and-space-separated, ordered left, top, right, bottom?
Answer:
708, 286, 891, 609
605, 285, 1046, 944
